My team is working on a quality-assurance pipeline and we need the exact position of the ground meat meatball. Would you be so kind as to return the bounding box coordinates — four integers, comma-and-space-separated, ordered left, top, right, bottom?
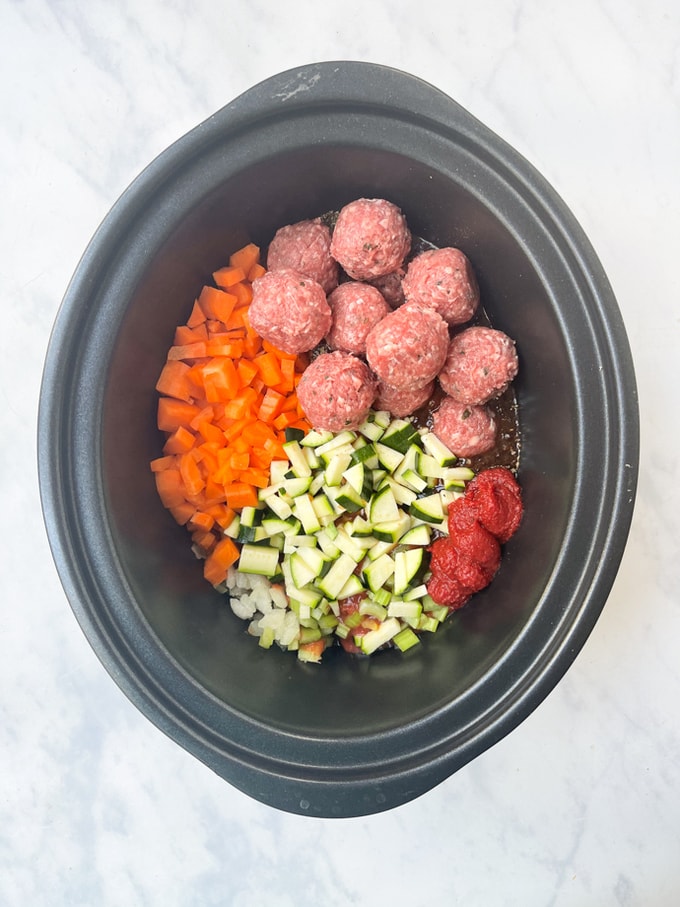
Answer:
296, 351, 377, 432
431, 397, 497, 458
365, 303, 449, 392
402, 247, 479, 325
326, 282, 390, 355
375, 379, 434, 418
266, 219, 339, 294
368, 269, 406, 308
438, 326, 518, 405
330, 198, 411, 280
249, 268, 332, 355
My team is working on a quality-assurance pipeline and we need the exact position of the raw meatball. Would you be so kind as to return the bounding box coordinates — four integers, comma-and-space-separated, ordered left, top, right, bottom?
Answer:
326, 282, 390, 355
365, 304, 449, 392
296, 351, 377, 432
375, 379, 434, 418
249, 268, 331, 355
438, 326, 519, 405
402, 247, 479, 325
266, 219, 339, 294
368, 270, 406, 308
431, 397, 497, 458
330, 198, 411, 280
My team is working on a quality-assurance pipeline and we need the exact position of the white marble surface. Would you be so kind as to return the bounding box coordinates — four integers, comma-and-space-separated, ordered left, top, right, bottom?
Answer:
2, 1, 678, 904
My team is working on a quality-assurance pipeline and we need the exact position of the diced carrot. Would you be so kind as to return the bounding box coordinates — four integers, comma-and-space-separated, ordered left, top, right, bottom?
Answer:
155, 360, 194, 402
157, 398, 202, 432
203, 536, 240, 585
191, 529, 216, 553
154, 468, 185, 509
163, 424, 196, 455
236, 358, 259, 386
187, 510, 215, 533
174, 324, 207, 346
224, 482, 259, 510
201, 356, 240, 403
150, 455, 176, 473
198, 286, 238, 323
248, 262, 266, 281
187, 299, 207, 328
239, 467, 270, 489
167, 342, 208, 361
169, 501, 196, 526
229, 243, 260, 275
257, 388, 285, 422
213, 265, 246, 287
179, 452, 205, 497
254, 351, 283, 387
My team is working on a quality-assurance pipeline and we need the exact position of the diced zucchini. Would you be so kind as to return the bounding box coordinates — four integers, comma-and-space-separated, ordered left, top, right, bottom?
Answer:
421, 430, 457, 466
316, 553, 358, 600
311, 493, 335, 522
359, 601, 388, 621
356, 417, 385, 441
380, 418, 419, 453
284, 427, 306, 443
374, 442, 405, 473
300, 429, 334, 448
372, 511, 411, 544
291, 547, 328, 583
344, 462, 369, 497
264, 494, 293, 520
292, 494, 322, 534
368, 485, 400, 524
399, 524, 431, 547
261, 516, 298, 538
409, 492, 445, 524
315, 431, 357, 457
333, 527, 368, 562
360, 617, 401, 654
282, 476, 313, 498
392, 548, 425, 595
334, 483, 366, 513
238, 543, 280, 576
362, 553, 395, 592
372, 410, 392, 429
269, 459, 291, 485
336, 573, 365, 600
283, 439, 312, 478
324, 450, 353, 487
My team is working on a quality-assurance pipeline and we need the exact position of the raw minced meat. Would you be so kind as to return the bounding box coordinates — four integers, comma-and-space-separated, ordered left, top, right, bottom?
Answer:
438, 326, 518, 405
326, 281, 390, 355
266, 219, 339, 294
249, 268, 332, 354
402, 247, 479, 325
330, 198, 411, 280
365, 303, 449, 391
296, 350, 377, 432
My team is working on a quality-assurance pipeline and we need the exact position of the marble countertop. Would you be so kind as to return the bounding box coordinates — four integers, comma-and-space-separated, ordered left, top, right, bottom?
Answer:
2, 1, 678, 904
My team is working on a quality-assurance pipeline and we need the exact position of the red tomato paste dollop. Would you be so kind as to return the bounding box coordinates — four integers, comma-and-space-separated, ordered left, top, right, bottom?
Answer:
426, 467, 523, 610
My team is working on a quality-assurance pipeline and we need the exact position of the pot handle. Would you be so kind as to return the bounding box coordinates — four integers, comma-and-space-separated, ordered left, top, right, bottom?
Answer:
218, 60, 482, 139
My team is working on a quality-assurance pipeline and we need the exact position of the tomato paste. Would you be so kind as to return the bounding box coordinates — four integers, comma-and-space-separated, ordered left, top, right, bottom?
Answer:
427, 467, 523, 609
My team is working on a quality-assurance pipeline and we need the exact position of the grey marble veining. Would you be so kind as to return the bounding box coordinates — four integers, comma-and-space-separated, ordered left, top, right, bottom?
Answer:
2, 1, 679, 904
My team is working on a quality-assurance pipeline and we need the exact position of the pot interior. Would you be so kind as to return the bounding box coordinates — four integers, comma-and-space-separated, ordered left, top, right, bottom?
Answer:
98, 140, 578, 737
